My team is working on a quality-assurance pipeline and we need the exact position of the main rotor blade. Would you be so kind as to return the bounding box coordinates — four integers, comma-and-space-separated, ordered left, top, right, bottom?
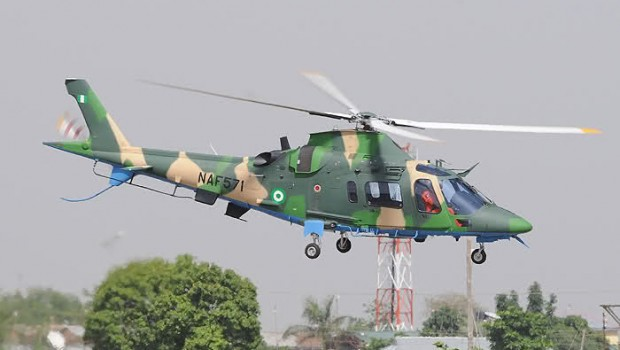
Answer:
369, 120, 440, 142
391, 118, 601, 134
302, 72, 360, 114
141, 80, 353, 121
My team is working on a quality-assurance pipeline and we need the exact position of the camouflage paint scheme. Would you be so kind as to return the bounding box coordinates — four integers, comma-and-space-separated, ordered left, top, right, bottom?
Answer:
45, 80, 532, 248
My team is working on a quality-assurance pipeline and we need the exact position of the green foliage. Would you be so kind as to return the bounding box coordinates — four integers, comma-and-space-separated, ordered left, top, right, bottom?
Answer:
0, 307, 9, 344
433, 341, 460, 350
84, 255, 261, 350
256, 342, 292, 350
0, 288, 85, 326
0, 288, 85, 348
545, 293, 557, 318
284, 295, 359, 349
488, 282, 605, 350
495, 290, 520, 312
526, 282, 544, 313
484, 306, 553, 350
549, 315, 606, 350
420, 305, 465, 337
426, 294, 485, 321
366, 337, 395, 350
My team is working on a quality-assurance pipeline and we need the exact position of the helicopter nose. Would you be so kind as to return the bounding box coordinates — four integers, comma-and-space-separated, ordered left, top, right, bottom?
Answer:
470, 205, 532, 234
509, 216, 533, 234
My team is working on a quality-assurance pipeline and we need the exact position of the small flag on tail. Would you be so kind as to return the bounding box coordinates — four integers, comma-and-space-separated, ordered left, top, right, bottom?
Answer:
56, 112, 87, 140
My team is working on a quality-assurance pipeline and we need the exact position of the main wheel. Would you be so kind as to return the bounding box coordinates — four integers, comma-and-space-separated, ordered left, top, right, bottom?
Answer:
305, 243, 321, 259
471, 248, 487, 264
336, 237, 352, 253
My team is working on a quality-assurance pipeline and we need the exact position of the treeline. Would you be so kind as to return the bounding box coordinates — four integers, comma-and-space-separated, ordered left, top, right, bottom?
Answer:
0, 288, 86, 346
0, 265, 611, 350
421, 282, 607, 350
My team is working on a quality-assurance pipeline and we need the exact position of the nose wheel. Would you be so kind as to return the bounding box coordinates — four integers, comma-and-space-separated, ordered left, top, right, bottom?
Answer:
471, 244, 487, 264
305, 233, 322, 259
336, 234, 352, 253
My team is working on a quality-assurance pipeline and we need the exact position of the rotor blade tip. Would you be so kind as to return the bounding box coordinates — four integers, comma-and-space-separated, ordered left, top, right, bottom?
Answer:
581, 128, 602, 134
301, 71, 322, 76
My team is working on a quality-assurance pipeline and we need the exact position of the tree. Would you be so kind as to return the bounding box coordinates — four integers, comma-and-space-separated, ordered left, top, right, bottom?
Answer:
0, 288, 85, 348
495, 290, 520, 312
545, 293, 557, 318
0, 288, 85, 325
366, 337, 395, 350
284, 295, 358, 349
484, 306, 553, 350
84, 255, 261, 350
526, 282, 544, 313
488, 283, 605, 350
549, 315, 606, 350
0, 306, 9, 345
433, 341, 460, 350
420, 306, 465, 337
426, 293, 485, 321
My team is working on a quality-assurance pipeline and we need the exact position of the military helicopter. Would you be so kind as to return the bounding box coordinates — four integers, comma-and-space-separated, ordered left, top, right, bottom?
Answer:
44, 74, 599, 264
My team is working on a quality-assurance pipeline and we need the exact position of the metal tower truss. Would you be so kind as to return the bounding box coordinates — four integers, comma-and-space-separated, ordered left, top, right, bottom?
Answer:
375, 237, 414, 331
601, 304, 620, 326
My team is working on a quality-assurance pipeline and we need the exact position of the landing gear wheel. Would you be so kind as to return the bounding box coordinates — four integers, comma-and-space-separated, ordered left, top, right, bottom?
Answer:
305, 243, 321, 259
471, 248, 487, 264
336, 237, 352, 253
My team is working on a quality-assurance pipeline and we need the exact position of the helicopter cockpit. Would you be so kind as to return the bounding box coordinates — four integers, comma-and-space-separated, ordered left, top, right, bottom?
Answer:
414, 163, 492, 215
440, 177, 492, 215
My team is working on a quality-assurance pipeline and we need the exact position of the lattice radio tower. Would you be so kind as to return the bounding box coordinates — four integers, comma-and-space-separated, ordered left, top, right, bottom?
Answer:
375, 237, 414, 331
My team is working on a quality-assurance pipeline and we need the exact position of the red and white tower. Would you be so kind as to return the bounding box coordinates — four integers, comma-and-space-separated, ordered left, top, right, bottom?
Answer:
375, 237, 414, 331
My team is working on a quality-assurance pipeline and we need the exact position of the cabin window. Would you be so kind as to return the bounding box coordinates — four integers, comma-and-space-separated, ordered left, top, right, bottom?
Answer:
415, 179, 441, 214
347, 181, 358, 203
365, 181, 402, 208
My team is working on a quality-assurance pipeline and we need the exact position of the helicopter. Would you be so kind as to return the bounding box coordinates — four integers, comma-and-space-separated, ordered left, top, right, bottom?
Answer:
44, 74, 600, 264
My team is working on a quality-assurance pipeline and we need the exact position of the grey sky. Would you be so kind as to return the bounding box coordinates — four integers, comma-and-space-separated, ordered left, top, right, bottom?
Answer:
1, 1, 618, 330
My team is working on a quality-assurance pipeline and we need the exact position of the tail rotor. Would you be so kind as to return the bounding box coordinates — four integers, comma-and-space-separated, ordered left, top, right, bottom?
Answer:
56, 111, 88, 140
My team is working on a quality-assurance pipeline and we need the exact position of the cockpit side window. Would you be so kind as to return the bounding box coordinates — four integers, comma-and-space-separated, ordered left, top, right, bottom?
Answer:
440, 178, 489, 215
365, 181, 403, 208
415, 179, 441, 214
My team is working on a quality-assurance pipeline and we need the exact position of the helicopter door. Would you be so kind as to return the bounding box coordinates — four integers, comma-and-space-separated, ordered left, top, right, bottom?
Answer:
413, 179, 450, 229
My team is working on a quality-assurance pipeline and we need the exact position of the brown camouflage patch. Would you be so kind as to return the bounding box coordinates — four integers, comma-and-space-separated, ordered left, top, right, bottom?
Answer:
166, 151, 203, 186
340, 130, 359, 168
376, 207, 406, 228
228, 157, 268, 203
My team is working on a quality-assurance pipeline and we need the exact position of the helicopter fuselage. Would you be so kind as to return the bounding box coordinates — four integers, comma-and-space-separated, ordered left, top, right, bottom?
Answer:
46, 79, 535, 263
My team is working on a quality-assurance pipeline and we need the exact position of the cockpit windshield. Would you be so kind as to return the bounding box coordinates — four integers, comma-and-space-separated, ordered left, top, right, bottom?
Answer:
440, 178, 491, 215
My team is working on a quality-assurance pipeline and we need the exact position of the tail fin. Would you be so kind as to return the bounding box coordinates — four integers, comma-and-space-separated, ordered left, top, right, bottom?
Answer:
65, 79, 131, 152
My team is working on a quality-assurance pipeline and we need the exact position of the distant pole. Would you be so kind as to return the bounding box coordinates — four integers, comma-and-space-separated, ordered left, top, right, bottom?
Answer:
579, 329, 586, 350
602, 312, 607, 350
466, 238, 474, 350
273, 304, 279, 349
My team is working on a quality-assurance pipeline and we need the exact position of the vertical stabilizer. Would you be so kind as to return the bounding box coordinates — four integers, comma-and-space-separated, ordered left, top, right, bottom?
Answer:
65, 79, 130, 153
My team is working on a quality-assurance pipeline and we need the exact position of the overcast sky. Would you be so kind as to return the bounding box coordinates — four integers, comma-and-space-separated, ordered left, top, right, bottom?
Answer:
0, 1, 618, 331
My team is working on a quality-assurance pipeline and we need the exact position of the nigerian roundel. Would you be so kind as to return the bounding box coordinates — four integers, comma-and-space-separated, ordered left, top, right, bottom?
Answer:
271, 188, 286, 204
